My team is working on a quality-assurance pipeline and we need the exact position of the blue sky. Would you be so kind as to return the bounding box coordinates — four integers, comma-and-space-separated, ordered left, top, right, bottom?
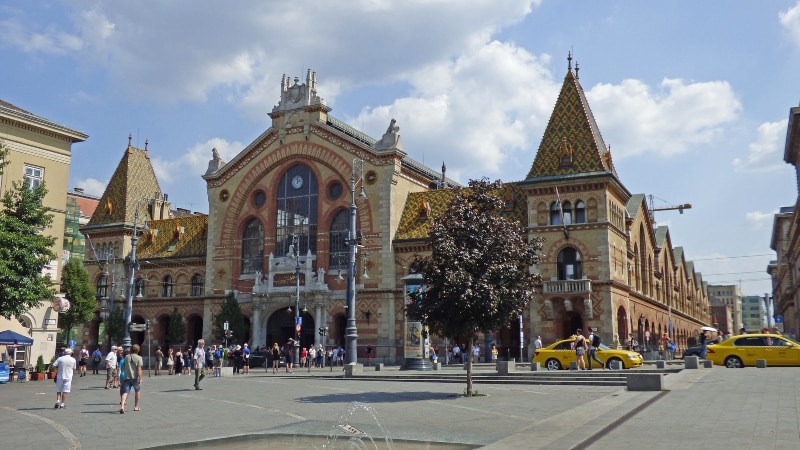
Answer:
2, 0, 799, 297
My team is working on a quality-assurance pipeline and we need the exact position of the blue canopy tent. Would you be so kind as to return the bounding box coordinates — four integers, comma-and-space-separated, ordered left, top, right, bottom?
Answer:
0, 330, 34, 346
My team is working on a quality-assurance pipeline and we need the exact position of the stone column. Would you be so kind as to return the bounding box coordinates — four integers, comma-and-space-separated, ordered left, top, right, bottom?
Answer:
251, 301, 261, 347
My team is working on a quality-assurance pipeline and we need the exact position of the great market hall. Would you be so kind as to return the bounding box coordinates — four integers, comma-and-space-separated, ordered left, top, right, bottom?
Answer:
79, 58, 712, 363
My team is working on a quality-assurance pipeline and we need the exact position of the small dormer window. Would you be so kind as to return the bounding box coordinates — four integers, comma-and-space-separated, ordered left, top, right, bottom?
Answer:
559, 137, 574, 166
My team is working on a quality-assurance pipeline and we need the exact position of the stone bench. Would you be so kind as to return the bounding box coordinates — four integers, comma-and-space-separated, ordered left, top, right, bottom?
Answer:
655, 360, 666, 369
374, 363, 384, 371
219, 367, 233, 377
703, 360, 713, 368
627, 373, 664, 391
432, 362, 441, 371
343, 363, 363, 377
684, 356, 699, 369
530, 362, 541, 372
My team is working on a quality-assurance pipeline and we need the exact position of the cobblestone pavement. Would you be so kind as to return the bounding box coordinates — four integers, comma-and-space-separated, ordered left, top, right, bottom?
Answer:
0, 364, 798, 449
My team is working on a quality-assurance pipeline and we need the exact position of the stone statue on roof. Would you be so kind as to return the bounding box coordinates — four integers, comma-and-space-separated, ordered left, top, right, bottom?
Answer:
375, 118, 403, 151
205, 147, 226, 176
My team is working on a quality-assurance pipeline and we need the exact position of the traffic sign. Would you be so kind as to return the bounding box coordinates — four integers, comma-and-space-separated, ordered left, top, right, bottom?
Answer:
295, 316, 302, 325
129, 323, 146, 332
775, 315, 783, 324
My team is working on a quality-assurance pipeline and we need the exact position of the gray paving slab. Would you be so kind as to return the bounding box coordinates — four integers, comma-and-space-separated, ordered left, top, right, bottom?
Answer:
0, 364, 798, 449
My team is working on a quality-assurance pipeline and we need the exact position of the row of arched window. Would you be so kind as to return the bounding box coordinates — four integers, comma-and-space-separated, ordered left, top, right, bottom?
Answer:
96, 274, 204, 298
550, 201, 587, 226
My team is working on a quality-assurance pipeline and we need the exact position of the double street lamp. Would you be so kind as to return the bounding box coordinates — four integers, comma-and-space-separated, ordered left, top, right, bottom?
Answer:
345, 158, 367, 365
122, 200, 149, 350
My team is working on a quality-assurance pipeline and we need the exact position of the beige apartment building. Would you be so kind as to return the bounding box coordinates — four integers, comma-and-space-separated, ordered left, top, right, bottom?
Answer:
0, 100, 87, 369
708, 284, 743, 333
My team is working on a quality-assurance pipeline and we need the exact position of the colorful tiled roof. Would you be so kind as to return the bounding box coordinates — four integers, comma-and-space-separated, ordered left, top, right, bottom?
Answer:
137, 215, 208, 259
88, 145, 162, 226
526, 69, 616, 180
394, 183, 528, 241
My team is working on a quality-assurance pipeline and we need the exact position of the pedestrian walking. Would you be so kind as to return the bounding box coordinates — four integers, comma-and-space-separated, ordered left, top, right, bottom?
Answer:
78, 345, 89, 377
242, 343, 250, 374
193, 339, 206, 390
534, 336, 543, 351
271, 343, 281, 374
167, 348, 175, 375
573, 329, 587, 370
53, 348, 76, 409
586, 329, 604, 370
472, 344, 480, 363
154, 346, 163, 376
491, 344, 498, 363
174, 348, 183, 376
119, 344, 143, 414
91, 347, 103, 375
104, 346, 118, 389
365, 343, 373, 366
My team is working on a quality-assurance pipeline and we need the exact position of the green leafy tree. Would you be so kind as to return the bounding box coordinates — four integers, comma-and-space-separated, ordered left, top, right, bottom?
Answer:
58, 259, 97, 342
407, 178, 544, 396
213, 292, 246, 345
165, 307, 186, 348
0, 141, 8, 175
0, 179, 57, 319
105, 306, 125, 347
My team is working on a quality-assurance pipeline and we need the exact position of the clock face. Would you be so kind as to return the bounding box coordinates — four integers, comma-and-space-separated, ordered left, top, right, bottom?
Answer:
291, 175, 304, 189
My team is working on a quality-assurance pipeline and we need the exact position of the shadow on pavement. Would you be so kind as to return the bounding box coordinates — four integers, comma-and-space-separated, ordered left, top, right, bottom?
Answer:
296, 391, 459, 404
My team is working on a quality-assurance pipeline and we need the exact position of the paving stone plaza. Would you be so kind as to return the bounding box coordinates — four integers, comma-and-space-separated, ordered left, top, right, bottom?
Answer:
1, 364, 798, 449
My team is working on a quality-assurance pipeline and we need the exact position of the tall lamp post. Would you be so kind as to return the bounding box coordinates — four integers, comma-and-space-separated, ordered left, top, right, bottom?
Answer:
345, 158, 367, 365
122, 200, 149, 350
764, 293, 773, 332
292, 234, 301, 367
97, 250, 117, 352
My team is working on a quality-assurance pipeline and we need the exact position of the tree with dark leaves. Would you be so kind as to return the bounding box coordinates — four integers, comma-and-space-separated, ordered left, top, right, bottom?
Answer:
59, 259, 97, 342
214, 292, 247, 345
406, 178, 543, 396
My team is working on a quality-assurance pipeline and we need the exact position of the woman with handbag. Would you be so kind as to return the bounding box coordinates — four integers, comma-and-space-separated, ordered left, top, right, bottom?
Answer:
166, 348, 175, 375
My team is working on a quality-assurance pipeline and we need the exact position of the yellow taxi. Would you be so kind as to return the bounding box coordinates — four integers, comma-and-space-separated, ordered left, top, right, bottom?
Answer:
532, 337, 644, 370
705, 333, 800, 368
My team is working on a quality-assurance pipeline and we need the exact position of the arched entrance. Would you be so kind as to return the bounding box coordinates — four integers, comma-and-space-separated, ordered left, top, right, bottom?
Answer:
333, 314, 346, 347
157, 314, 170, 347
616, 306, 628, 344
265, 308, 315, 350
131, 315, 146, 346
187, 315, 203, 344
562, 312, 583, 339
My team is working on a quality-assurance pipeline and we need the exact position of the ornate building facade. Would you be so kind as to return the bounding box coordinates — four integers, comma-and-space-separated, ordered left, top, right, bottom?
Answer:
79, 61, 712, 362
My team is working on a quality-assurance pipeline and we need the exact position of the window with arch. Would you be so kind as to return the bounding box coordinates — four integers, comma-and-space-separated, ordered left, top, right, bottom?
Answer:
575, 201, 586, 223
134, 277, 145, 298
276, 164, 318, 256
241, 218, 264, 275
162, 275, 174, 298
328, 209, 349, 270
557, 247, 582, 280
562, 201, 572, 225
96, 274, 109, 298
191, 274, 203, 296
550, 202, 561, 225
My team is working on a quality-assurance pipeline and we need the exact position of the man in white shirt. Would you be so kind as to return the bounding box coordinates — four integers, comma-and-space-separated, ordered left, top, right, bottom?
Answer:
105, 346, 118, 389
193, 339, 206, 390
472, 344, 480, 363
534, 336, 543, 350
53, 348, 76, 409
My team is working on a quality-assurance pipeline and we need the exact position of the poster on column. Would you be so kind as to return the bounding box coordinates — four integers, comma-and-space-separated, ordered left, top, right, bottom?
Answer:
405, 321, 423, 359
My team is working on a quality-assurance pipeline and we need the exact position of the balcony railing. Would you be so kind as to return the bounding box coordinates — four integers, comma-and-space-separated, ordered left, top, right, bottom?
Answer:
543, 278, 591, 294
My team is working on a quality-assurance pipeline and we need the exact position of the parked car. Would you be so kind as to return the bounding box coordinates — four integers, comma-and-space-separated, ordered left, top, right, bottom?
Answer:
533, 338, 644, 370
705, 334, 800, 368
248, 350, 269, 368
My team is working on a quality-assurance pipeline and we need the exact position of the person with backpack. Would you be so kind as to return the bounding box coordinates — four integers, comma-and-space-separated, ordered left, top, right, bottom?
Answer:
586, 328, 604, 370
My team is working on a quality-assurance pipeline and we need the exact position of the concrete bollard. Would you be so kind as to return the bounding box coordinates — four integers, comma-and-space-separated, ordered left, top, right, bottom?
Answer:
627, 373, 664, 391
343, 363, 363, 377
757, 359, 767, 368
609, 360, 622, 370
656, 360, 666, 369
432, 362, 441, 371
702, 360, 713, 368
530, 362, 541, 372
569, 361, 578, 371
374, 363, 384, 371
496, 361, 512, 375
684, 356, 699, 369
219, 367, 233, 377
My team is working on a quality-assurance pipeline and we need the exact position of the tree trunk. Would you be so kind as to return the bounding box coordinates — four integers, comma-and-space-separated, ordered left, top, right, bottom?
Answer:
466, 337, 474, 396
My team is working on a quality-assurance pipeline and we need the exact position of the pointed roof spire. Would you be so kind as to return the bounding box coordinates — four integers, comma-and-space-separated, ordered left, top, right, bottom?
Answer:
567, 51, 573, 72
525, 59, 619, 180
144, 138, 149, 151
128, 133, 132, 147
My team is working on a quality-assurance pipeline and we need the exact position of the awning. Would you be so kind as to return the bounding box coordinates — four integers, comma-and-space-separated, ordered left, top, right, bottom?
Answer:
0, 330, 34, 346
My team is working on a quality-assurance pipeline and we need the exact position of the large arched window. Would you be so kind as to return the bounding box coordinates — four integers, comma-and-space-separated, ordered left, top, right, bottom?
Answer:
276, 164, 318, 256
550, 202, 561, 225
162, 275, 174, 298
241, 218, 264, 275
557, 247, 582, 280
574, 201, 586, 223
328, 209, 349, 270
562, 201, 573, 225
191, 274, 203, 297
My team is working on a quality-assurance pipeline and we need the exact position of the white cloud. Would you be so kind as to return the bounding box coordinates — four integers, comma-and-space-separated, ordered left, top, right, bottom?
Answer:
586, 78, 741, 158
75, 177, 109, 197
151, 137, 243, 185
0, 18, 83, 54
780, 1, 800, 47
732, 119, 788, 172
745, 210, 778, 229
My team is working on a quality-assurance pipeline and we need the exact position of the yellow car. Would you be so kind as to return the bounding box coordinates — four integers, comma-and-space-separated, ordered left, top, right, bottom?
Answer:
705, 333, 800, 368
532, 338, 644, 370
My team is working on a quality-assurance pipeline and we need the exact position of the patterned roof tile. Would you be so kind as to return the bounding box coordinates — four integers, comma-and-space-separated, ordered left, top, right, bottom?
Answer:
137, 215, 208, 259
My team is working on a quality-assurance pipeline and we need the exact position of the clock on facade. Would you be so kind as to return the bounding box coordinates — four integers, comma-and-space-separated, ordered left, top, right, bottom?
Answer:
291, 175, 303, 189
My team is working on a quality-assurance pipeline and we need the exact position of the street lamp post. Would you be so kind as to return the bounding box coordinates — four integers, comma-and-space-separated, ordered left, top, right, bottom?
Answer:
764, 293, 773, 332
99, 251, 117, 353
345, 158, 366, 366
122, 200, 149, 350
292, 234, 301, 367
